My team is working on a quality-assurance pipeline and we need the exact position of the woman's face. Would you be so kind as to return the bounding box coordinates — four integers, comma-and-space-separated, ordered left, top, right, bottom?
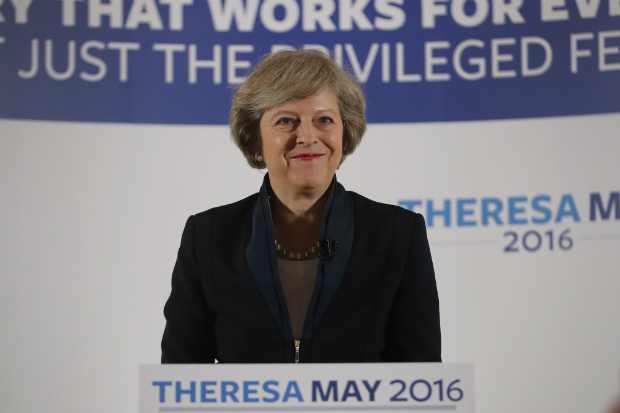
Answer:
259, 88, 343, 195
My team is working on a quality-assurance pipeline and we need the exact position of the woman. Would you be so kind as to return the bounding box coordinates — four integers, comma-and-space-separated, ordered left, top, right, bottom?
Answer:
161, 49, 440, 363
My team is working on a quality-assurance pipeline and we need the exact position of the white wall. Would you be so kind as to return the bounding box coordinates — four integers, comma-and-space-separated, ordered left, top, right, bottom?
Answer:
1, 114, 619, 413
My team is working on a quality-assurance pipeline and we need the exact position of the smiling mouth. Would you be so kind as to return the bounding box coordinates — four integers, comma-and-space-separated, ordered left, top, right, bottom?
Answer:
292, 154, 324, 161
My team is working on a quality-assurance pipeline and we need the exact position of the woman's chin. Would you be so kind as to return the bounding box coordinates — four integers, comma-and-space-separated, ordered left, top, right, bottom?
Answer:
291, 174, 332, 192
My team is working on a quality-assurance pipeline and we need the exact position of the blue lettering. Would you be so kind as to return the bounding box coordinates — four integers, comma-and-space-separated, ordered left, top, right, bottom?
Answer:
555, 194, 581, 223
152, 381, 172, 403
283, 381, 303, 402
590, 192, 620, 221
508, 196, 528, 225
221, 382, 239, 403
427, 199, 451, 227
531, 195, 552, 224
200, 382, 216, 403
262, 381, 280, 403
243, 381, 259, 403
457, 198, 476, 226
399, 200, 423, 213
482, 198, 503, 226
312, 381, 338, 402
342, 380, 362, 402
175, 381, 196, 403
362, 380, 381, 402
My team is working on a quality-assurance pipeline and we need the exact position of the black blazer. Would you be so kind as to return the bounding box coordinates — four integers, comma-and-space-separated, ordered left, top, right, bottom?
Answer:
161, 180, 441, 363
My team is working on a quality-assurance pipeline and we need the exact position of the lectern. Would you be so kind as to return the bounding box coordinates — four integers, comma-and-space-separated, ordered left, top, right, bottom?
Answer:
140, 363, 474, 412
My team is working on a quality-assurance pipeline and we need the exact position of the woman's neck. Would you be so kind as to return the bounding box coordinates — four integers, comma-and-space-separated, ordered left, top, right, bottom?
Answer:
269, 178, 332, 257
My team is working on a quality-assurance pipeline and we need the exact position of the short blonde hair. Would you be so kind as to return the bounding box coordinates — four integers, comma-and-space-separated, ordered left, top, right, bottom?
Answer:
230, 49, 367, 169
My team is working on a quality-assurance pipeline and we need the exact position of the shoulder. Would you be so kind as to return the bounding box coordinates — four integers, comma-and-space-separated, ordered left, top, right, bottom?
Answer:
191, 193, 258, 227
349, 191, 424, 228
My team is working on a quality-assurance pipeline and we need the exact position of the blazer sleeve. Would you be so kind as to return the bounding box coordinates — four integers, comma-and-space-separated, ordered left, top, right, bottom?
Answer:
161, 215, 217, 363
383, 212, 442, 362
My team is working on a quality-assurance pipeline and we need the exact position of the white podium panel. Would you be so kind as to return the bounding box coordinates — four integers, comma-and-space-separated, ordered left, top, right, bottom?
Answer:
140, 363, 474, 413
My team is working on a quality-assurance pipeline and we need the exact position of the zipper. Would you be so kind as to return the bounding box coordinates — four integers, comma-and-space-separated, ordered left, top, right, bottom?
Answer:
294, 340, 300, 363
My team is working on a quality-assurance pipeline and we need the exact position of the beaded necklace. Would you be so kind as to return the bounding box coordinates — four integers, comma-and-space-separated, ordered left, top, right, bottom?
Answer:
274, 240, 320, 260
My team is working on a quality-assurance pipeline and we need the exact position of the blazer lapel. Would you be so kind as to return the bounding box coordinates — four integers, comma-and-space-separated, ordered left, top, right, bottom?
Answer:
303, 177, 354, 338
245, 177, 293, 339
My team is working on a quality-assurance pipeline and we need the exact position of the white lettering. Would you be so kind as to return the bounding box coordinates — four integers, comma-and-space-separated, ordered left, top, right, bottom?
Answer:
125, 0, 163, 29
492, 0, 524, 24
374, 0, 405, 30
206, 0, 259, 31
45, 39, 76, 81
421, 0, 448, 28
9, 0, 33, 23
570, 32, 593, 73
345, 43, 379, 82
303, 0, 336, 31
451, 0, 488, 27
273, 44, 331, 55
425, 41, 450, 81
453, 39, 485, 80
611, 0, 620, 15
339, 0, 373, 31
334, 43, 343, 66
271, 44, 295, 53
599, 30, 620, 71
88, 0, 123, 28
491, 37, 516, 78
18, 38, 38, 78
228, 44, 253, 84
57, 0, 84, 27
80, 40, 107, 82
521, 36, 552, 77
260, 0, 299, 32
108, 41, 140, 81
381, 42, 390, 82
575, 0, 600, 18
303, 44, 330, 55
159, 0, 193, 30
396, 42, 421, 82
153, 43, 186, 83
188, 44, 222, 84
0, 0, 4, 23
541, 0, 569, 21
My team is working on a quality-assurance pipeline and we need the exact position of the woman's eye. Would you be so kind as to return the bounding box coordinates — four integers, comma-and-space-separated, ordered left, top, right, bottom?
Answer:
276, 118, 294, 125
318, 117, 334, 123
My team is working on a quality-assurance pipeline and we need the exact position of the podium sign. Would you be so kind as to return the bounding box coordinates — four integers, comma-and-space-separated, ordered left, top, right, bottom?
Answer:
140, 363, 474, 412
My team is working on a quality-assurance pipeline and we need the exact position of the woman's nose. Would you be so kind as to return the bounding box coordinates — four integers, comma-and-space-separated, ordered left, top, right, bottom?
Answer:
296, 121, 315, 145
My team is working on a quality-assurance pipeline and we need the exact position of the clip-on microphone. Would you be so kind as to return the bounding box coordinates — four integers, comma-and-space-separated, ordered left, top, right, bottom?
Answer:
318, 239, 337, 261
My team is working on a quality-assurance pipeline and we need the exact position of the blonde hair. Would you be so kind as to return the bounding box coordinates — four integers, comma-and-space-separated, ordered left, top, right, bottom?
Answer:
230, 49, 367, 169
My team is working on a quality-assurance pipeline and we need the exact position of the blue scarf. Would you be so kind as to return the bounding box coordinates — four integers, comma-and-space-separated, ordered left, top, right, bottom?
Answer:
246, 174, 355, 340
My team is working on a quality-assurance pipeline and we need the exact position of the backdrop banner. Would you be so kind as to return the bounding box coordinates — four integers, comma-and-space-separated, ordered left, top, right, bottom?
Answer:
1, 1, 619, 123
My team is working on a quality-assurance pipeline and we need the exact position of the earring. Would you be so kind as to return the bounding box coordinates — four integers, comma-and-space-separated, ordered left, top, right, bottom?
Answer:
256, 154, 264, 162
